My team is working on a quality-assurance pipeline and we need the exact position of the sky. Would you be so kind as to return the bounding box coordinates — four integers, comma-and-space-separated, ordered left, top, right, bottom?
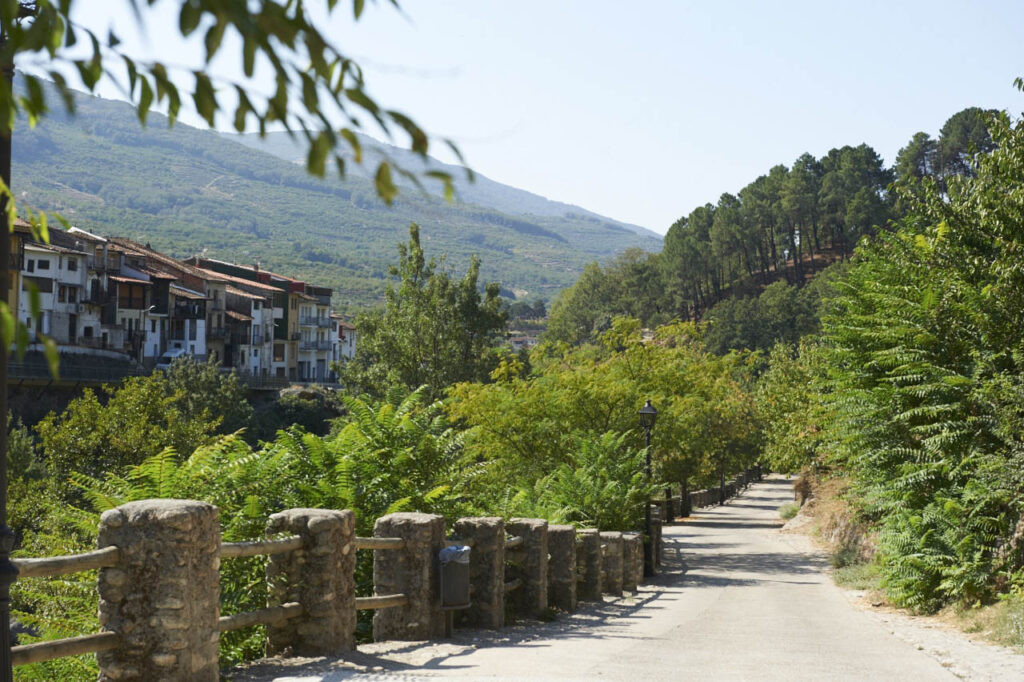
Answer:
53, 0, 1024, 235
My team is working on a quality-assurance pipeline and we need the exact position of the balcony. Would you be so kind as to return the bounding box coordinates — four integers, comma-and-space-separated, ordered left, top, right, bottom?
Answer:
289, 331, 301, 341
299, 315, 318, 327
317, 317, 332, 328
251, 331, 264, 345
299, 339, 333, 351
82, 291, 111, 306
207, 327, 227, 340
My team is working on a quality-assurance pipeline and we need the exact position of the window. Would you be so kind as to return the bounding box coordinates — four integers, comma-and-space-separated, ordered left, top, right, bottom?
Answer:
151, 319, 156, 333
67, 259, 77, 272
37, 260, 50, 270
26, 259, 33, 273
190, 344, 195, 354
254, 300, 260, 310
68, 288, 77, 303
83, 326, 93, 338
58, 286, 66, 303
253, 348, 259, 357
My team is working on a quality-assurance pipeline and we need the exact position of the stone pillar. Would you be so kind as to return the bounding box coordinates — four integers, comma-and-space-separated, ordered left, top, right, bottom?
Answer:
576, 528, 602, 602
372, 512, 445, 641
453, 516, 504, 629
547, 525, 577, 612
652, 516, 663, 568
266, 508, 355, 656
599, 532, 623, 596
506, 518, 548, 618
97, 500, 219, 682
621, 533, 641, 592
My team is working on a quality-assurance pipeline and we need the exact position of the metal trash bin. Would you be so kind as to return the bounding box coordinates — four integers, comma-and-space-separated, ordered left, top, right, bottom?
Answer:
439, 545, 471, 607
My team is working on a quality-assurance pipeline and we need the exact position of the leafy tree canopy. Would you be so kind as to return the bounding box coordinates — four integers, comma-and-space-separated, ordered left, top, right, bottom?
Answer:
337, 223, 508, 400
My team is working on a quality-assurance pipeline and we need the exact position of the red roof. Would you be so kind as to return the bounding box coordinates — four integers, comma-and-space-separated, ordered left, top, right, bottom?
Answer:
109, 275, 151, 285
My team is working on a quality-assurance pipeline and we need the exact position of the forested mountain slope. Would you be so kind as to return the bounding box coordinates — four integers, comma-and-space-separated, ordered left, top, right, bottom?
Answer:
11, 86, 661, 312
545, 107, 996, 349
228, 129, 655, 235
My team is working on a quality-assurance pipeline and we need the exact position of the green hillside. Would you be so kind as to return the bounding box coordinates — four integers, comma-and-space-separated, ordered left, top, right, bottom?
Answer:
228, 129, 656, 234
11, 88, 661, 313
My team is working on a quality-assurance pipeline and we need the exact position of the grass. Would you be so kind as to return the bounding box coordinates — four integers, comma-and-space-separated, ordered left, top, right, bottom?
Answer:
778, 502, 800, 520
832, 562, 881, 590
951, 594, 1024, 653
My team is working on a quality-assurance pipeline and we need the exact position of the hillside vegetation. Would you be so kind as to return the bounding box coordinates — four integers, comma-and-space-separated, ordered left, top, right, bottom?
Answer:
545, 107, 996, 349
12, 84, 660, 313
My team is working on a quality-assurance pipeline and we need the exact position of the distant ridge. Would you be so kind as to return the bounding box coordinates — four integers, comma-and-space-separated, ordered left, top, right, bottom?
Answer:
11, 82, 662, 313
227, 129, 658, 239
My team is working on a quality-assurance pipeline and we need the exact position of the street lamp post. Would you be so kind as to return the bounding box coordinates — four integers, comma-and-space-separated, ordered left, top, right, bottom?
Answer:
638, 400, 657, 577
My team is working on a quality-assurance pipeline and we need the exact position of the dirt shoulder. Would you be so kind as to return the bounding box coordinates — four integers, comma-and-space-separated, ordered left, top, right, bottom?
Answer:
780, 496, 1024, 681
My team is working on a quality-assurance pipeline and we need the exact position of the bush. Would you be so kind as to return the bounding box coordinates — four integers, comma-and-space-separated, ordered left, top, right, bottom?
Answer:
778, 502, 800, 520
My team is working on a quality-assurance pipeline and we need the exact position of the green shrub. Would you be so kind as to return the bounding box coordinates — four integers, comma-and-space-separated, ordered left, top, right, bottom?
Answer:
778, 502, 800, 520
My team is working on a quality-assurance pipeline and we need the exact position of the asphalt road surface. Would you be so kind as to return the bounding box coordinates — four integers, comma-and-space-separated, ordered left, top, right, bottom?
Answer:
234, 477, 1021, 682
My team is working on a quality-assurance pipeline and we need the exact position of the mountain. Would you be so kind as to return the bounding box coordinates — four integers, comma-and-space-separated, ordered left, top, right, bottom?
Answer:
11, 86, 661, 313
227, 130, 656, 236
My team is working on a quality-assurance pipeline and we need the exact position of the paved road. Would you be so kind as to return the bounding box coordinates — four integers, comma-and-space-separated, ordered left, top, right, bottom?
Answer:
234, 478, 1005, 682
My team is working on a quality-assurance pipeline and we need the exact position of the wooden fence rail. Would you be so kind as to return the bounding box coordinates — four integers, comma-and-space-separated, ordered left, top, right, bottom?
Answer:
12, 546, 120, 579
219, 603, 303, 633
11, 632, 119, 667
220, 536, 303, 559
8, 473, 765, 675
355, 537, 405, 550
355, 594, 409, 610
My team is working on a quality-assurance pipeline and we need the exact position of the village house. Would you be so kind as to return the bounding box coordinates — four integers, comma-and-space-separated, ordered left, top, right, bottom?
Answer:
13, 230, 353, 382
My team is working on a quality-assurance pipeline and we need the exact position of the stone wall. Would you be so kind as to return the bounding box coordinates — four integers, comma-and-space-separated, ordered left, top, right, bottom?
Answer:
547, 525, 577, 612
266, 508, 356, 656
506, 518, 548, 618
97, 500, 220, 682
453, 516, 505, 629
70, 479, 739, 678
372, 512, 446, 641
599, 532, 623, 596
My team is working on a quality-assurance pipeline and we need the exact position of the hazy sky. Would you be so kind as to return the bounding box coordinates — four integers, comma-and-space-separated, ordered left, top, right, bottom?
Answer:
60, 1, 1024, 234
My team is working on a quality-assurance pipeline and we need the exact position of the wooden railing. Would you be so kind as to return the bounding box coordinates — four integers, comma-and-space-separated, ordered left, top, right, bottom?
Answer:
354, 535, 407, 611
10, 548, 122, 666
6, 473, 761, 675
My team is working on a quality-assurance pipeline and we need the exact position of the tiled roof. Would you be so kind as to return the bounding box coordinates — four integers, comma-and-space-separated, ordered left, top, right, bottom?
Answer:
109, 274, 152, 285
169, 284, 207, 300
225, 285, 269, 300
108, 237, 226, 283
226, 310, 253, 322
194, 267, 281, 293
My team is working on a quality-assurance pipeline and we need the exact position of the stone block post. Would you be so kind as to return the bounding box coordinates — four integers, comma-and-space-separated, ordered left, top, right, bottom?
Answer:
453, 516, 505, 629
266, 508, 355, 656
621, 533, 641, 592
506, 518, 548, 618
372, 512, 445, 641
97, 500, 219, 682
600, 531, 623, 596
547, 525, 577, 612
576, 529, 602, 602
